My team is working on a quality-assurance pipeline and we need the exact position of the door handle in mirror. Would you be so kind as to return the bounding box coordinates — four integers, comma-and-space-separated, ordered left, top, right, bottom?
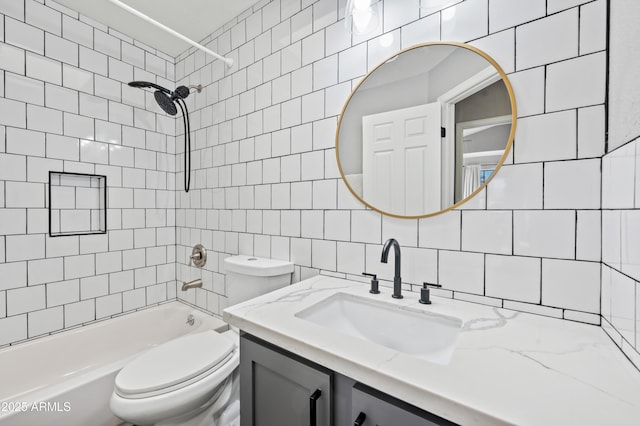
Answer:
309, 388, 322, 426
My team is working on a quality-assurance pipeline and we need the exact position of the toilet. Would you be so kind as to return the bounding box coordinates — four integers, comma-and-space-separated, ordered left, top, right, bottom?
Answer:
110, 255, 294, 426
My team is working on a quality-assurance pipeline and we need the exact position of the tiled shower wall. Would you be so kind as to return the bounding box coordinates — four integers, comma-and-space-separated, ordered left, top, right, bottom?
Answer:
601, 0, 640, 368
174, 0, 607, 324
0, 0, 177, 347
0, 0, 619, 352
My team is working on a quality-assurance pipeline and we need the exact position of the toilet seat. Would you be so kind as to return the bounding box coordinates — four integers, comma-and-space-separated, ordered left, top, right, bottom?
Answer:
115, 330, 235, 398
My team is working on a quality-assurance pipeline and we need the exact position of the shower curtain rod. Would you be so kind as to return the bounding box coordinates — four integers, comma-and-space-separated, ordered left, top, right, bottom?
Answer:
107, 0, 234, 67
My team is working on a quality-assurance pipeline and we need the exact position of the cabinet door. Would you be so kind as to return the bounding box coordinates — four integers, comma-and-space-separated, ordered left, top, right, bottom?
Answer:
240, 334, 332, 426
351, 383, 458, 426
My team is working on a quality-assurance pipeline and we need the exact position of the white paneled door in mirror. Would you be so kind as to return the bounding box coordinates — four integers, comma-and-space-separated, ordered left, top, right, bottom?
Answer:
336, 42, 517, 219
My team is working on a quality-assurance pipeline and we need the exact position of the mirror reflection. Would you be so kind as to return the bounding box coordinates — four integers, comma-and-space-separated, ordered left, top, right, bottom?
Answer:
336, 42, 516, 218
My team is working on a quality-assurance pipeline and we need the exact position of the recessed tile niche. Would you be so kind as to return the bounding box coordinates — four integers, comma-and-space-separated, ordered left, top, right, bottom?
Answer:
49, 172, 107, 237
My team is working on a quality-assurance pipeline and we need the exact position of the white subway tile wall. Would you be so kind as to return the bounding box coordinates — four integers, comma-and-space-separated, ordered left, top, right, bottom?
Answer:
0, 0, 176, 347
171, 0, 607, 334
602, 0, 640, 368
1, 0, 634, 366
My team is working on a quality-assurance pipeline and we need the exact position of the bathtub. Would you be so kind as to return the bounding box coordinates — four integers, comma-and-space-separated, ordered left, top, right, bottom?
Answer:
0, 302, 227, 426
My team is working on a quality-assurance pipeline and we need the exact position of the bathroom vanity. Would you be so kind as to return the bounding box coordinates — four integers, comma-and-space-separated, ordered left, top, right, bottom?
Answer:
223, 275, 640, 426
240, 333, 454, 426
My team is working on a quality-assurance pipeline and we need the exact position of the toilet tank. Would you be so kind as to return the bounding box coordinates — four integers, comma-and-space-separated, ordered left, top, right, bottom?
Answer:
224, 255, 294, 306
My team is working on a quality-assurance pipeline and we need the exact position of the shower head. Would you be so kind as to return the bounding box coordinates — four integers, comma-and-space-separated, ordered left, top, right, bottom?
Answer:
173, 85, 190, 100
154, 90, 178, 115
127, 80, 199, 193
129, 81, 191, 114
128, 81, 171, 94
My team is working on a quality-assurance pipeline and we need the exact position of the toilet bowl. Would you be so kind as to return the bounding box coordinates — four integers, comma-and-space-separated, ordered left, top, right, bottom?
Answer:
110, 255, 293, 426
110, 330, 239, 426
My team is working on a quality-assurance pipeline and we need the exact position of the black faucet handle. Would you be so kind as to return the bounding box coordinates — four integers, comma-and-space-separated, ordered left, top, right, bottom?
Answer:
419, 282, 441, 304
362, 272, 380, 294
423, 282, 442, 288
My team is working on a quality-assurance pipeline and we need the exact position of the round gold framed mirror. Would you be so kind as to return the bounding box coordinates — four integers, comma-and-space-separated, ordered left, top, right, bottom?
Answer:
336, 41, 517, 219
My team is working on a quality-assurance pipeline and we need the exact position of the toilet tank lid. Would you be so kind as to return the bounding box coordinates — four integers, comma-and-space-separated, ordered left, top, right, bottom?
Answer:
224, 255, 294, 277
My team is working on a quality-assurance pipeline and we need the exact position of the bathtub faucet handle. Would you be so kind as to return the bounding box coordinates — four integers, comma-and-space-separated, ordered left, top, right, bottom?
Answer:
189, 244, 207, 268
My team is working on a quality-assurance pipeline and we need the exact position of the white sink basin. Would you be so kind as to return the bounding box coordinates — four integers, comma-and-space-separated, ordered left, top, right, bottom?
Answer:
295, 293, 461, 365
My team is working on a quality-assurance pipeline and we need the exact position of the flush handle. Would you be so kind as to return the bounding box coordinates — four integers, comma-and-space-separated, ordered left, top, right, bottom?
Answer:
354, 411, 366, 426
309, 388, 322, 426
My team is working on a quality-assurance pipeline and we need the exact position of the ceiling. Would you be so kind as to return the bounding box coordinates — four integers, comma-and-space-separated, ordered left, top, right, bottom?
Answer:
54, 0, 261, 58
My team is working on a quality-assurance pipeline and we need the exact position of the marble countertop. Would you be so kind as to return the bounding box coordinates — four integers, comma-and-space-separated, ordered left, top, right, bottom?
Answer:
223, 275, 640, 426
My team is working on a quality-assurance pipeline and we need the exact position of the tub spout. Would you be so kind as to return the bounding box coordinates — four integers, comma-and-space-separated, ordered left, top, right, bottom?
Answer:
181, 278, 203, 291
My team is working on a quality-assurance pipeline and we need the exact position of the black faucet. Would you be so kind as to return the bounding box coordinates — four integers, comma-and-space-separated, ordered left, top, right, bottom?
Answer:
381, 238, 402, 299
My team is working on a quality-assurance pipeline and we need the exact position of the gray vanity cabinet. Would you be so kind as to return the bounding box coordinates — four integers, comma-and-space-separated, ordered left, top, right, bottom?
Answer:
351, 383, 457, 426
240, 333, 332, 426
240, 333, 458, 426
